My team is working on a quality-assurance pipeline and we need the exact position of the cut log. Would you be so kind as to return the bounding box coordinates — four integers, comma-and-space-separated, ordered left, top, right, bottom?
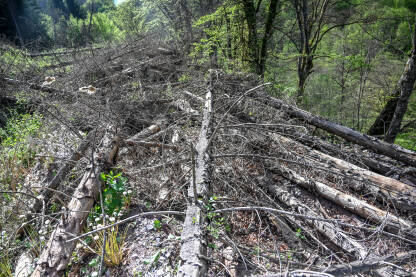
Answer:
268, 162, 414, 232
272, 133, 416, 211
30, 135, 109, 277
263, 179, 368, 259
2, 77, 74, 97
250, 91, 416, 167
178, 86, 213, 277
28, 46, 102, 58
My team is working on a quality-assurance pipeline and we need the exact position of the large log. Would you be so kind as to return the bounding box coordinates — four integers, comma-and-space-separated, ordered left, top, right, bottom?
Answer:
325, 250, 416, 276
30, 129, 120, 277
178, 85, 213, 277
268, 162, 414, 232
272, 133, 416, 211
250, 91, 416, 167
264, 180, 367, 259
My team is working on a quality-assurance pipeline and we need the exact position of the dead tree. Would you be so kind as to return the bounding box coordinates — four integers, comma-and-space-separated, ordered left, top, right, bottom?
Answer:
250, 90, 416, 167
178, 80, 214, 276
30, 129, 113, 277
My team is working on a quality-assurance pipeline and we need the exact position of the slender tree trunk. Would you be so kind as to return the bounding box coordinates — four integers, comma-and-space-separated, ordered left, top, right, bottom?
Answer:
294, 0, 312, 102
241, 0, 258, 72
258, 0, 279, 77
87, 0, 94, 42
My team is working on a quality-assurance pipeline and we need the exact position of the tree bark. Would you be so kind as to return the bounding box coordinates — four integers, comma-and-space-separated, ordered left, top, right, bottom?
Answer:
268, 161, 414, 232
367, 95, 399, 136
6, 0, 24, 46
30, 130, 113, 277
178, 84, 213, 276
258, 0, 279, 77
250, 90, 416, 167
384, 49, 416, 142
241, 0, 259, 72
272, 133, 416, 212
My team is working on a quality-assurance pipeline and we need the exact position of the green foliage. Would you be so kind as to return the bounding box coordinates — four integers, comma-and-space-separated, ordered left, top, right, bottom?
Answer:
65, 12, 123, 46
190, 2, 247, 71
97, 171, 130, 216
0, 255, 12, 277
0, 111, 42, 191
0, 47, 54, 76
395, 131, 416, 150
153, 219, 162, 230
113, 0, 153, 38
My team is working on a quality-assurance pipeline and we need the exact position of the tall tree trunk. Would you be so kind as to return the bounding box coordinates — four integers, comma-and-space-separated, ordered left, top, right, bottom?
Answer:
370, 18, 416, 141
7, 0, 24, 46
241, 0, 259, 72
87, 0, 94, 42
258, 0, 279, 77
367, 93, 399, 136
294, 0, 312, 102
384, 50, 416, 142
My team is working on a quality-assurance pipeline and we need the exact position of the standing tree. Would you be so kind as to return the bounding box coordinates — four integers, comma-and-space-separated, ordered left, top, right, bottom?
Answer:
384, 17, 416, 142
368, 0, 416, 142
241, 0, 280, 76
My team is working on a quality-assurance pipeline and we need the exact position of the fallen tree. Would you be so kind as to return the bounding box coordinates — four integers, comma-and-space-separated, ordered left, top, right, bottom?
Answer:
271, 133, 416, 212
250, 91, 416, 167
178, 81, 214, 277
30, 129, 111, 277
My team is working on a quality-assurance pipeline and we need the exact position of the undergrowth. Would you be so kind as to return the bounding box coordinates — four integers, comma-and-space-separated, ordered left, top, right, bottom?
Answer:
0, 110, 42, 191
396, 131, 416, 151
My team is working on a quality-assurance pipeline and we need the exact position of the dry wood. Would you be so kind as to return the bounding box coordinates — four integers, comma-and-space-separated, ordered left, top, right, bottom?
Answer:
2, 77, 71, 95
125, 121, 166, 143
272, 126, 403, 176
264, 180, 368, 259
30, 128, 121, 276
30, 130, 99, 215
178, 86, 213, 277
325, 250, 416, 276
251, 271, 336, 277
31, 158, 105, 276
28, 46, 102, 58
273, 133, 416, 211
268, 161, 413, 231
250, 90, 416, 167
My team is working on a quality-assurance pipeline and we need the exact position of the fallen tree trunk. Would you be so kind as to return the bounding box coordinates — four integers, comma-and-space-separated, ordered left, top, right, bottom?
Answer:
272, 133, 416, 211
264, 180, 368, 259
29, 130, 99, 215
325, 250, 416, 276
178, 85, 213, 277
250, 91, 416, 167
268, 162, 414, 232
2, 77, 74, 97
30, 129, 111, 277
260, 173, 394, 276
28, 46, 102, 58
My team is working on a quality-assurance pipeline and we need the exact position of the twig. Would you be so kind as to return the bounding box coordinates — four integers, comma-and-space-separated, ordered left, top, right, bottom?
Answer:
65, 211, 184, 243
